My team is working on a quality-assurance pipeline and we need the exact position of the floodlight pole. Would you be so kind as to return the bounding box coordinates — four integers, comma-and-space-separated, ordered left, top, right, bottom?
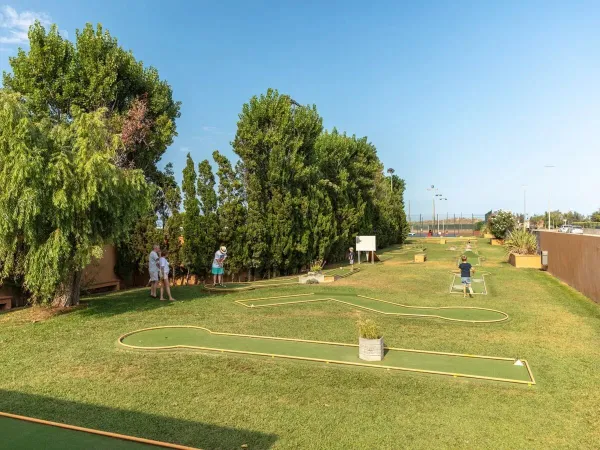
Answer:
522, 185, 527, 228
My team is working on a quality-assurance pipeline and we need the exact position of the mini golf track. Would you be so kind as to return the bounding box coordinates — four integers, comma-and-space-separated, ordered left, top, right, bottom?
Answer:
0, 412, 195, 450
118, 326, 535, 385
449, 273, 489, 295
202, 268, 361, 292
236, 292, 507, 323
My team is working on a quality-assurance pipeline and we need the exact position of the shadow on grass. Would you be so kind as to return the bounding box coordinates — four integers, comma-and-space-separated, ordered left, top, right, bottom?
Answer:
0, 390, 278, 449
78, 286, 212, 319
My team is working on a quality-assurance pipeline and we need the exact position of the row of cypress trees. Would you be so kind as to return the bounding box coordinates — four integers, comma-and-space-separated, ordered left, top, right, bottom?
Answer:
179, 89, 409, 280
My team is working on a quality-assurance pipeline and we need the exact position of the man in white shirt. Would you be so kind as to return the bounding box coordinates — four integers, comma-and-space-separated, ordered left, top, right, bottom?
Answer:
149, 244, 160, 298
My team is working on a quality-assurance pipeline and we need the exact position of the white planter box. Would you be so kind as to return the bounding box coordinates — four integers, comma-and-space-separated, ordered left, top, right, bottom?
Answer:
299, 273, 325, 284
359, 336, 384, 361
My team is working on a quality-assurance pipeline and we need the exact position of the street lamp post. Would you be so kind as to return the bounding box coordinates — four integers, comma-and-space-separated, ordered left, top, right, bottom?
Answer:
544, 165, 555, 229
427, 185, 438, 234
522, 184, 527, 229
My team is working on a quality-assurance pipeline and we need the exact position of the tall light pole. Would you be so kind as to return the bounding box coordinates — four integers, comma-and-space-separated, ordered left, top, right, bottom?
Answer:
438, 197, 447, 234
387, 168, 395, 192
522, 184, 527, 228
427, 185, 438, 232
544, 165, 555, 229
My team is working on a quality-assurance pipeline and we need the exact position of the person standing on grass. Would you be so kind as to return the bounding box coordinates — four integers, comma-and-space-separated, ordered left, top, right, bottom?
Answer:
212, 246, 227, 286
159, 250, 175, 301
149, 244, 160, 298
458, 255, 475, 298
348, 247, 355, 271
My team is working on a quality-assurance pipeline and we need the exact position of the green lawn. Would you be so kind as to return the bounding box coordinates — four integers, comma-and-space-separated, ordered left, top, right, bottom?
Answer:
1, 238, 599, 449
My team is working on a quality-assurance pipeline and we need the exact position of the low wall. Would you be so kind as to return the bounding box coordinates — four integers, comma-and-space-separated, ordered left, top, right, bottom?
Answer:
537, 231, 600, 303
82, 245, 122, 290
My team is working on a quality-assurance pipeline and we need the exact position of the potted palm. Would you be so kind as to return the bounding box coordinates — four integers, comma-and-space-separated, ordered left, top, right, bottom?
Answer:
358, 319, 384, 361
505, 229, 541, 268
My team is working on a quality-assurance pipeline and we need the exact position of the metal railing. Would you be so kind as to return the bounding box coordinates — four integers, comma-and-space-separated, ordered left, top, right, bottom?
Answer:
407, 214, 487, 237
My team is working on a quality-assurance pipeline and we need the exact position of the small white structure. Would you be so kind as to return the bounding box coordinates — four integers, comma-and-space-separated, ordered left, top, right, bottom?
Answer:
359, 336, 385, 361
356, 236, 377, 264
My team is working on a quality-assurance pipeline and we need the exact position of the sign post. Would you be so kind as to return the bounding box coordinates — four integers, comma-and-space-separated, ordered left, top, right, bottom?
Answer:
356, 236, 377, 265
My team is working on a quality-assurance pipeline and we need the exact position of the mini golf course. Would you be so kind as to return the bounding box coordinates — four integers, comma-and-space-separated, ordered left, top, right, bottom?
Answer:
118, 326, 534, 385
0, 412, 194, 450
236, 293, 506, 322
449, 273, 489, 295
202, 268, 360, 292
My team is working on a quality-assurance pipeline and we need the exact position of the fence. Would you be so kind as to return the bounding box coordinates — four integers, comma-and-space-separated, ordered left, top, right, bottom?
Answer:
407, 214, 487, 237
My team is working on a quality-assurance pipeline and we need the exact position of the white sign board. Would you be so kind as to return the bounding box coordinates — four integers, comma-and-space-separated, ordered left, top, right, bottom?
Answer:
356, 236, 376, 252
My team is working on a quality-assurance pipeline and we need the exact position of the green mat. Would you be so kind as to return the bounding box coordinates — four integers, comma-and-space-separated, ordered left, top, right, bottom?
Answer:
450, 274, 488, 295
120, 327, 534, 384
0, 416, 168, 449
237, 293, 506, 322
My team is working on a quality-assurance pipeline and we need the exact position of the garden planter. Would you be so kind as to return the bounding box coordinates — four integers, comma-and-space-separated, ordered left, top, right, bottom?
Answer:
490, 238, 504, 246
359, 336, 384, 361
299, 272, 325, 284
439, 239, 447, 244
509, 253, 541, 269
414, 253, 427, 263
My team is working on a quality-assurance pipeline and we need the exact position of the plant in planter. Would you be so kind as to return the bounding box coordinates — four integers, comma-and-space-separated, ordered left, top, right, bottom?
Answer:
504, 229, 540, 268
504, 229, 537, 255
490, 210, 517, 240
308, 259, 325, 275
357, 318, 384, 361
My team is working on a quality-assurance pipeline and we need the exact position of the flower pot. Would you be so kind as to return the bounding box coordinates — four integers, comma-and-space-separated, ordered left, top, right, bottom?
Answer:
490, 238, 504, 246
509, 253, 541, 269
359, 336, 384, 361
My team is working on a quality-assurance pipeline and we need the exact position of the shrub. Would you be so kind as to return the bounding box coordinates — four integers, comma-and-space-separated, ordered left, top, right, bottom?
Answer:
504, 229, 537, 255
490, 210, 517, 239
305, 279, 320, 285
357, 318, 382, 339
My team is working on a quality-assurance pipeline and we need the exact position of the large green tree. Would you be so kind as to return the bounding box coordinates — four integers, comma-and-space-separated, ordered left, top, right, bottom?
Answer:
0, 92, 149, 306
197, 159, 219, 275
213, 151, 248, 279
232, 89, 323, 277
3, 22, 180, 178
181, 154, 203, 278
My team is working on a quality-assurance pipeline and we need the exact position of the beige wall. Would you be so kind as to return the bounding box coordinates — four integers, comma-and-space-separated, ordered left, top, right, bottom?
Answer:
538, 231, 600, 303
82, 245, 121, 289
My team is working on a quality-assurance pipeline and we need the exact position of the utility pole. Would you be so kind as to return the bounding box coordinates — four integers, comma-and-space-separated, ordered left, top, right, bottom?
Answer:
544, 166, 555, 229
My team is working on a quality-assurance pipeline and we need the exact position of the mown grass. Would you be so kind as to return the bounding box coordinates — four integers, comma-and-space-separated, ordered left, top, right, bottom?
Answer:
1, 238, 599, 449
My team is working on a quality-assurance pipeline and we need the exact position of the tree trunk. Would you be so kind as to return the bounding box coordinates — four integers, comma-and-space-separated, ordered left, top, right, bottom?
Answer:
52, 270, 82, 308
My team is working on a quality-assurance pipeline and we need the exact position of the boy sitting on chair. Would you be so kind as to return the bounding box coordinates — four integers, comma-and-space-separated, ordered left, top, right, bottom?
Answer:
458, 255, 475, 298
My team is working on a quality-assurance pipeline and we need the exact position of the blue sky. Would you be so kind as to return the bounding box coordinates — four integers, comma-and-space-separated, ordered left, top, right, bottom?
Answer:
1, 1, 599, 218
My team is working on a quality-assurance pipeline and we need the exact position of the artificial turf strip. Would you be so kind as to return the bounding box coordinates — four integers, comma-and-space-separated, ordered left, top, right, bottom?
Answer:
237, 293, 506, 322
119, 327, 534, 384
450, 274, 488, 295
0, 416, 178, 450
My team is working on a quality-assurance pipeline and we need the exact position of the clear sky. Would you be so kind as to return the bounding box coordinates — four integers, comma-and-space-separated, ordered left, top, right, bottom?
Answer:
2, 1, 599, 218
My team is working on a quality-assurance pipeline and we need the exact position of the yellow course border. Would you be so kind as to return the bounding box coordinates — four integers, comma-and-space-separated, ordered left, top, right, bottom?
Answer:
0, 411, 198, 449
117, 326, 534, 385
235, 293, 509, 323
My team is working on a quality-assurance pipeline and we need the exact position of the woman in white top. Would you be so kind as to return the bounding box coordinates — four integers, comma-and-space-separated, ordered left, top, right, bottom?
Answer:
149, 244, 160, 298
159, 250, 175, 301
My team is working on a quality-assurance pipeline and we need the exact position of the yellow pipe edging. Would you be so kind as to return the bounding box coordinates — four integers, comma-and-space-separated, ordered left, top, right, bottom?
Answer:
0, 411, 199, 450
236, 293, 508, 323
117, 326, 534, 385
